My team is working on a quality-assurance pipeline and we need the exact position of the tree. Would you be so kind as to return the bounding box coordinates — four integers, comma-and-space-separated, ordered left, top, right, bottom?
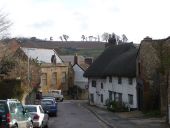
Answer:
59, 36, 63, 41
102, 32, 109, 42
122, 34, 128, 43
0, 10, 12, 39
88, 36, 93, 41
108, 33, 117, 44
81, 35, 85, 41
63, 34, 69, 41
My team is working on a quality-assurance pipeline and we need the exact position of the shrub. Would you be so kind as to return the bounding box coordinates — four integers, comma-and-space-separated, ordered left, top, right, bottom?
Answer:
106, 100, 129, 112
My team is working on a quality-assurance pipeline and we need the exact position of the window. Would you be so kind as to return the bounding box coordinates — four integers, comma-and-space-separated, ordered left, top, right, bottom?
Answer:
109, 91, 112, 101
51, 72, 57, 86
39, 106, 44, 113
90, 94, 94, 103
61, 72, 66, 83
109, 76, 112, 83
114, 92, 122, 103
0, 103, 5, 113
42, 73, 47, 86
92, 80, 96, 87
118, 77, 122, 84
128, 78, 133, 85
128, 94, 133, 105
9, 103, 16, 113
101, 83, 103, 89
101, 94, 103, 103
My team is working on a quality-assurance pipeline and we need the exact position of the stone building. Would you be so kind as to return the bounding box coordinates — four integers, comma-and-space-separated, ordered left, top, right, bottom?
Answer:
137, 37, 170, 120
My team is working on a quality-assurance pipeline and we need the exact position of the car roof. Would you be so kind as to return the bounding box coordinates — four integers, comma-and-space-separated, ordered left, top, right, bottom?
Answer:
41, 99, 54, 101
24, 105, 41, 107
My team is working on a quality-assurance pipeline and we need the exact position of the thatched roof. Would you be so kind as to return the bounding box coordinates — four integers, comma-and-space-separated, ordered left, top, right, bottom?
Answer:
84, 43, 138, 78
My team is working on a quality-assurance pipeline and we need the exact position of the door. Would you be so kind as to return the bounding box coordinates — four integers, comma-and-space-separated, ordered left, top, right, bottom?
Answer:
16, 103, 29, 128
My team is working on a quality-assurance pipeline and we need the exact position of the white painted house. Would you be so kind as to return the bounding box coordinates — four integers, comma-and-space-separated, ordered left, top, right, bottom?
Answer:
72, 54, 88, 88
84, 43, 138, 109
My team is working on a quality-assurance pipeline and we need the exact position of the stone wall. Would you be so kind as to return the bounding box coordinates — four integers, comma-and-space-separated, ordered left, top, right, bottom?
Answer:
137, 37, 170, 117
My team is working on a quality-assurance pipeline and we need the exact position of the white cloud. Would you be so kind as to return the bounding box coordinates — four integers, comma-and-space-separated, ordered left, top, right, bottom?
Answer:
0, 0, 170, 43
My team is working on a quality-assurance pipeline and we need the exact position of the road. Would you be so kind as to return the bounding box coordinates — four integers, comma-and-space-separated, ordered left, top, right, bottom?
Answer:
48, 100, 108, 128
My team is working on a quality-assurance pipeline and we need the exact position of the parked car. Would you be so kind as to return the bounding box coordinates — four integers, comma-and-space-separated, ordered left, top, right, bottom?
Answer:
41, 99, 57, 117
42, 96, 56, 103
49, 90, 64, 102
0, 99, 33, 128
24, 105, 49, 128
43, 90, 64, 102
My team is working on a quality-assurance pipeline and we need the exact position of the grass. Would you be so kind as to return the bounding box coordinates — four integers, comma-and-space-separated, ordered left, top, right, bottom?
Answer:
143, 110, 161, 117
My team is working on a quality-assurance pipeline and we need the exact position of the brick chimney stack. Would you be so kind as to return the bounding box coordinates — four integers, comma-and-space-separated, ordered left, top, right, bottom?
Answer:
74, 53, 78, 64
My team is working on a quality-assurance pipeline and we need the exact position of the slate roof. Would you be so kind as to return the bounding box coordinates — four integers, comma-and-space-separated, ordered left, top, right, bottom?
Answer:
21, 47, 63, 64
19, 40, 105, 49
84, 43, 138, 78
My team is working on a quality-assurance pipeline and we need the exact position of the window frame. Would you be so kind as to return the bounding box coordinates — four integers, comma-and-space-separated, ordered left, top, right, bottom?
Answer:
128, 94, 133, 105
101, 94, 103, 103
51, 72, 57, 86
41, 73, 47, 86
118, 77, 122, 84
128, 78, 133, 85
92, 80, 96, 87
109, 76, 112, 83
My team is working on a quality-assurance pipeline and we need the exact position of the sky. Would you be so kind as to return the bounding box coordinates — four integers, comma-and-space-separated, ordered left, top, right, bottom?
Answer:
1, 0, 170, 43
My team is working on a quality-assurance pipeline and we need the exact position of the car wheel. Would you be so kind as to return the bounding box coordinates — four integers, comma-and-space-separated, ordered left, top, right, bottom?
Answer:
13, 124, 18, 128
60, 99, 63, 102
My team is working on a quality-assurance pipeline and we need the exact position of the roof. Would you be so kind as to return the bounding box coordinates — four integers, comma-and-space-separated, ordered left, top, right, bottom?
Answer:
60, 55, 85, 65
84, 43, 138, 78
21, 47, 63, 64
19, 39, 105, 49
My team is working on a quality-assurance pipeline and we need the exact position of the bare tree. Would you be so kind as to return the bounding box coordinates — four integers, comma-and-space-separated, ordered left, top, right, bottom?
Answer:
88, 36, 93, 41
0, 10, 12, 39
102, 32, 109, 42
81, 35, 85, 41
63, 34, 69, 41
59, 36, 63, 41
93, 37, 97, 41
122, 34, 128, 43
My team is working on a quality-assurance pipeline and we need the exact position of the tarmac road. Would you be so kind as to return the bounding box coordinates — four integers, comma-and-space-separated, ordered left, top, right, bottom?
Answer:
48, 100, 109, 128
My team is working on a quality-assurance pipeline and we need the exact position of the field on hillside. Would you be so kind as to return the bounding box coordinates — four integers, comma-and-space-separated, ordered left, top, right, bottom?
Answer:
59, 48, 104, 59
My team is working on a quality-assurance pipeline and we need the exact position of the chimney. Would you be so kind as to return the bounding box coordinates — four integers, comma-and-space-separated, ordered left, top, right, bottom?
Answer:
74, 53, 78, 64
85, 57, 93, 65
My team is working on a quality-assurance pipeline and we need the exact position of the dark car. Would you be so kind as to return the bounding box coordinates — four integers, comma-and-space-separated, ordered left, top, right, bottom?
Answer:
0, 99, 33, 128
41, 99, 57, 117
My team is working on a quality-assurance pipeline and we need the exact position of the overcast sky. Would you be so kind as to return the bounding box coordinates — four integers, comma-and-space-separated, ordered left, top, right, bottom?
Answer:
1, 0, 170, 43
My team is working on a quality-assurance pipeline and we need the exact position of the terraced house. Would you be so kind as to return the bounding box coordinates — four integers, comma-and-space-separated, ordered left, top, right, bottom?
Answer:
84, 43, 138, 109
21, 47, 74, 95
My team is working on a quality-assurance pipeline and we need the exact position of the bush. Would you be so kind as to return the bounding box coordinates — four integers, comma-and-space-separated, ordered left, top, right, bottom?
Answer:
106, 100, 129, 112
0, 79, 23, 101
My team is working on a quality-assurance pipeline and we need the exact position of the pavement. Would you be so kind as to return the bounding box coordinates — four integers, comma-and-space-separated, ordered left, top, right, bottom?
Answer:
78, 101, 170, 128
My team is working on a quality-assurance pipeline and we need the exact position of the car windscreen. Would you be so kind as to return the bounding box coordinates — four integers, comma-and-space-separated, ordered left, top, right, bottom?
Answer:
0, 102, 6, 113
25, 106, 37, 112
41, 100, 53, 105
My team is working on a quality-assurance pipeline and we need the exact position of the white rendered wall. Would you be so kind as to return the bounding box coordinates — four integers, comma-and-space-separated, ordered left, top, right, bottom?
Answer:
73, 64, 88, 89
88, 76, 137, 109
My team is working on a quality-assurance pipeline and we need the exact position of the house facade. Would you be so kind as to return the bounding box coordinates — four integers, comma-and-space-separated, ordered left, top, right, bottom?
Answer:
22, 47, 74, 95
136, 37, 170, 121
0, 39, 41, 104
84, 43, 138, 109
72, 54, 89, 99
61, 54, 90, 99
88, 77, 137, 108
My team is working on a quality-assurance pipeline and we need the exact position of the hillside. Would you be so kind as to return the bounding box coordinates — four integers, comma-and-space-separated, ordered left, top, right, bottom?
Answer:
19, 39, 106, 58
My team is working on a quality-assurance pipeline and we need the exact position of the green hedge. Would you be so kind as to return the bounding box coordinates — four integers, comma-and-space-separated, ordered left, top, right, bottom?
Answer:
0, 79, 24, 101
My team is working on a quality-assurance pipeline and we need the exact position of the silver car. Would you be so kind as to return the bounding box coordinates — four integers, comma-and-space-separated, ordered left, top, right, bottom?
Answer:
24, 105, 49, 128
